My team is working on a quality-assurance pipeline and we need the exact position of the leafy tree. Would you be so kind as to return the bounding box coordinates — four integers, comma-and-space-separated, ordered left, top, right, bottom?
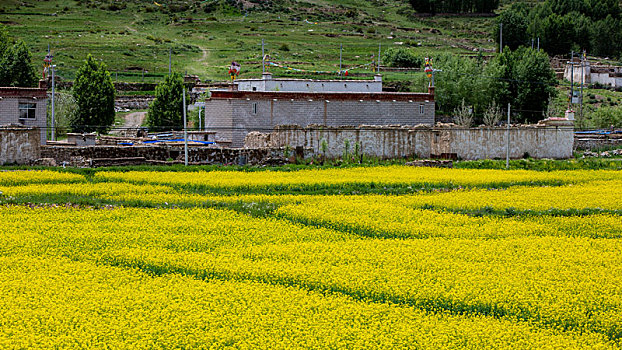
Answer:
591, 15, 622, 57
497, 0, 621, 58
586, 105, 622, 128
431, 53, 505, 122
571, 13, 592, 52
493, 47, 557, 123
47, 91, 78, 139
540, 13, 574, 55
0, 25, 10, 55
382, 47, 422, 68
494, 9, 529, 51
147, 73, 186, 131
0, 25, 37, 87
71, 55, 115, 133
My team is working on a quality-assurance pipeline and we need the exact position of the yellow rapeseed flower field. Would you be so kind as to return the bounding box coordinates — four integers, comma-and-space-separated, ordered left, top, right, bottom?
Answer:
1, 256, 611, 349
0, 167, 621, 348
94, 167, 621, 189
0, 170, 84, 185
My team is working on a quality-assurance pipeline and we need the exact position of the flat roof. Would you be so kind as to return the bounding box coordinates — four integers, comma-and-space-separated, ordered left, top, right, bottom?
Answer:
0, 87, 48, 99
235, 78, 380, 83
210, 90, 434, 102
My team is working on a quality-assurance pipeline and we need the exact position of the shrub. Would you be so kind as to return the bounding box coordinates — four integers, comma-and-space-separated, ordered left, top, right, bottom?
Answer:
381, 47, 422, 68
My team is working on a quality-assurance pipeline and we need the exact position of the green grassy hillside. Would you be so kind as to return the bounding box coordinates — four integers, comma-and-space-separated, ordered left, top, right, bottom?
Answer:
1, 0, 496, 84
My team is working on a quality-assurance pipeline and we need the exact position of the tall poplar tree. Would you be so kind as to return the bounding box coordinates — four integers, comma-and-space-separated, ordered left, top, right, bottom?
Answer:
71, 55, 115, 133
147, 73, 186, 131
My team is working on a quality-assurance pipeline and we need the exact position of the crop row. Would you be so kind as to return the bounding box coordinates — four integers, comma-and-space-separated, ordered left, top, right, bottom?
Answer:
274, 195, 622, 238
105, 236, 622, 342
1, 206, 621, 342
0, 256, 610, 349
0, 170, 84, 186
94, 167, 622, 192
3, 179, 622, 218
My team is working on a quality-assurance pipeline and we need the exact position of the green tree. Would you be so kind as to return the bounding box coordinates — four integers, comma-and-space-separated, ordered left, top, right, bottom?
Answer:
0, 25, 37, 87
0, 25, 10, 56
498, 0, 621, 58
382, 47, 422, 68
71, 55, 115, 133
591, 15, 622, 58
0, 41, 38, 87
586, 105, 622, 128
47, 91, 77, 139
147, 73, 186, 131
431, 53, 505, 122
540, 13, 574, 55
493, 47, 557, 123
494, 8, 529, 51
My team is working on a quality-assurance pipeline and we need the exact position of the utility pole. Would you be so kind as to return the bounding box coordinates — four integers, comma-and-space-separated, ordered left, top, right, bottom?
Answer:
198, 106, 202, 132
580, 51, 585, 123
183, 88, 188, 166
169, 48, 172, 75
339, 44, 343, 75
506, 103, 511, 169
499, 23, 503, 53
568, 51, 576, 108
537, 37, 539, 50
570, 51, 574, 102
51, 65, 56, 141
262, 39, 265, 73
377, 42, 381, 72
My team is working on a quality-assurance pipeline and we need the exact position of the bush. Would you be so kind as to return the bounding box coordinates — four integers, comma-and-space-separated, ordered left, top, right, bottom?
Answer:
381, 47, 422, 68
587, 106, 622, 128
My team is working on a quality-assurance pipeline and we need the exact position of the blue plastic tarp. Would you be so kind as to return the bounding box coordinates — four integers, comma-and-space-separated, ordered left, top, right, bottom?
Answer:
142, 139, 214, 145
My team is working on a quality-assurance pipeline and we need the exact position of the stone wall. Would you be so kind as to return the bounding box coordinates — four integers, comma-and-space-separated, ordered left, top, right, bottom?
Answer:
205, 90, 435, 147
0, 126, 41, 165
246, 124, 575, 160
574, 134, 622, 151
115, 95, 155, 110
41, 145, 306, 167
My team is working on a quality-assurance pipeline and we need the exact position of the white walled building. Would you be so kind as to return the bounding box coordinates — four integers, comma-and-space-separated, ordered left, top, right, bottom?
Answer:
564, 60, 622, 88
0, 83, 48, 145
234, 72, 383, 93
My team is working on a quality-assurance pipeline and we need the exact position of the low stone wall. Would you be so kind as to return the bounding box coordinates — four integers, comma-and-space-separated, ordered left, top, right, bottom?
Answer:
247, 123, 575, 160
41, 145, 307, 167
574, 135, 622, 151
115, 95, 155, 110
0, 126, 41, 165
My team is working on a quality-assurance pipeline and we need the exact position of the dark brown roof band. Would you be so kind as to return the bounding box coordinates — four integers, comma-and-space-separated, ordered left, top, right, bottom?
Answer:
209, 90, 434, 102
0, 87, 48, 99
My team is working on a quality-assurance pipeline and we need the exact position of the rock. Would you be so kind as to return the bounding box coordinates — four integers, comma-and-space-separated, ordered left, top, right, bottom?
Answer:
405, 160, 453, 168
32, 158, 57, 167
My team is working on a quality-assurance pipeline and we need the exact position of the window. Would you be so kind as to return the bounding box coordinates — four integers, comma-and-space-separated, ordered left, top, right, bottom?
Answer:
419, 104, 425, 115
252, 102, 258, 114
19, 103, 37, 119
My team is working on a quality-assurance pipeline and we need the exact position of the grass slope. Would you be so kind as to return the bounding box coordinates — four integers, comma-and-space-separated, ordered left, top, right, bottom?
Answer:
1, 0, 496, 83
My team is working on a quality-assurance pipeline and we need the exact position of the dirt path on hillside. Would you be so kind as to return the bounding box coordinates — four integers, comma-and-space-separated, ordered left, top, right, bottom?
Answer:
124, 111, 147, 128
199, 46, 209, 62
111, 111, 147, 136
